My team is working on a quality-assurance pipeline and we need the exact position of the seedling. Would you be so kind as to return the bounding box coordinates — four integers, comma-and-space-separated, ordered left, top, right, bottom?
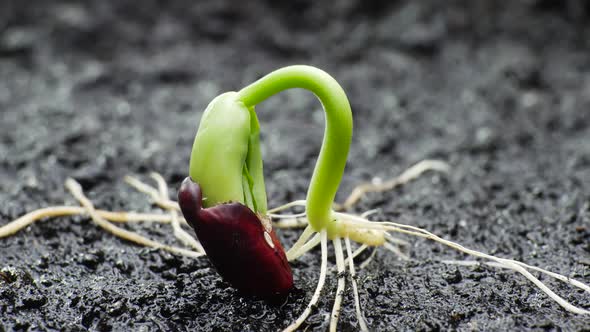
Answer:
2, 65, 588, 331
178, 65, 590, 331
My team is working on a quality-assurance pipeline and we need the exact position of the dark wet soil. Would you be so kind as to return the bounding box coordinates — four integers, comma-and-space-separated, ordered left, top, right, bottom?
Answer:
1, 0, 590, 331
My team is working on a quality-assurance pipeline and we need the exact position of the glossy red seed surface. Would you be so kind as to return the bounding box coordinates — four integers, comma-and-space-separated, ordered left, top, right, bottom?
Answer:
178, 177, 293, 300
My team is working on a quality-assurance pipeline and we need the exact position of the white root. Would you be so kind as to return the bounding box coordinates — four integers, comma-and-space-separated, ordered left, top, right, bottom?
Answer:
150, 173, 205, 254
344, 244, 368, 267
124, 175, 180, 211
0, 174, 206, 258
330, 238, 346, 332
284, 230, 329, 332
358, 247, 378, 270
360, 209, 380, 218
441, 260, 590, 294
335, 212, 590, 315
273, 218, 309, 229
518, 265, 590, 294
345, 237, 369, 332
268, 212, 308, 219
272, 160, 449, 226
286, 225, 315, 256
384, 233, 410, 247
0, 206, 179, 238
383, 241, 410, 261
267, 200, 307, 214
65, 178, 203, 259
267, 200, 309, 229
287, 233, 321, 262
336, 160, 450, 210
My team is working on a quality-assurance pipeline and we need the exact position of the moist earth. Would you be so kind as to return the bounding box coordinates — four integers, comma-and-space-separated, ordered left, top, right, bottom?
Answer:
1, 0, 590, 331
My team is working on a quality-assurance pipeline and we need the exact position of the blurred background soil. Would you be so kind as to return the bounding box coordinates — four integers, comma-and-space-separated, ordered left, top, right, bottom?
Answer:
1, 0, 589, 330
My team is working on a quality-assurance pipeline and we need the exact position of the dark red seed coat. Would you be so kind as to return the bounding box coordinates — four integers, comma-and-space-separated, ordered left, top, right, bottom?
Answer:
178, 177, 293, 300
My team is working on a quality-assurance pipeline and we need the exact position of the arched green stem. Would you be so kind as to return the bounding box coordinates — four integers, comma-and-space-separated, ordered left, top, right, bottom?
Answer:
237, 65, 353, 234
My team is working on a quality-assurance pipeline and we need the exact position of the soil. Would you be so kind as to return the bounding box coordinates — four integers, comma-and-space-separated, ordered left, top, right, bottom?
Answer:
1, 0, 590, 331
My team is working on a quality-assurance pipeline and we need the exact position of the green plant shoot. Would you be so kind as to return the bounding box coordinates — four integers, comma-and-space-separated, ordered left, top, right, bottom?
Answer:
189, 65, 353, 237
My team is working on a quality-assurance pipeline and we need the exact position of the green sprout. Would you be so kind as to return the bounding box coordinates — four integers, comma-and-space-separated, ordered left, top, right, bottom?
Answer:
188, 65, 353, 236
